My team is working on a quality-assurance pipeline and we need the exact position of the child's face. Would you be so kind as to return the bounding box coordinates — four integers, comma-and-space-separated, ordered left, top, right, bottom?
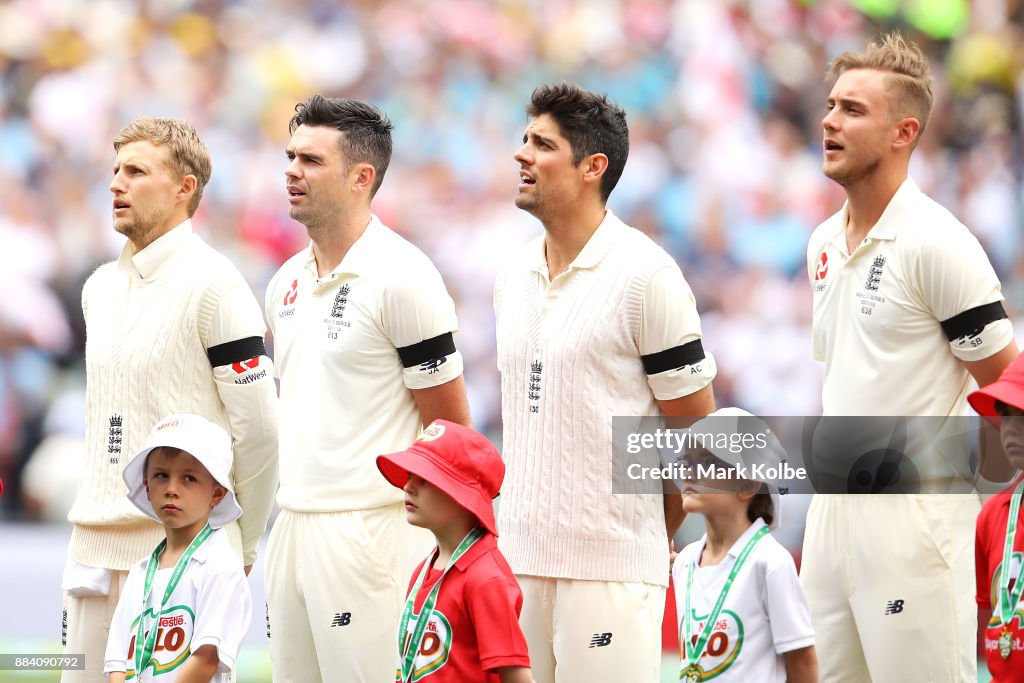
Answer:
144, 447, 227, 532
679, 449, 756, 518
999, 404, 1024, 471
403, 473, 474, 532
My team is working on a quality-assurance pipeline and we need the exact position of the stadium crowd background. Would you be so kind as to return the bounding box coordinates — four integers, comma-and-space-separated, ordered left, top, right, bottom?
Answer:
0, 0, 1022, 560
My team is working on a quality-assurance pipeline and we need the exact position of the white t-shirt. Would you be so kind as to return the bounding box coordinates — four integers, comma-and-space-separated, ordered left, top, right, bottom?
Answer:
672, 520, 814, 682
103, 528, 251, 681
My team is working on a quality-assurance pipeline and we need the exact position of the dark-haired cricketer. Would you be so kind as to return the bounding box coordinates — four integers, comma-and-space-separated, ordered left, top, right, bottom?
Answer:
264, 95, 471, 682
495, 83, 716, 683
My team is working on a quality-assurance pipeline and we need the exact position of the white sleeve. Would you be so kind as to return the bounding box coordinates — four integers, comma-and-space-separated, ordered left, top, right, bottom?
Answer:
639, 266, 716, 400
191, 566, 253, 675
104, 567, 140, 675
208, 283, 279, 567
762, 553, 815, 654
918, 228, 1013, 362
381, 272, 464, 390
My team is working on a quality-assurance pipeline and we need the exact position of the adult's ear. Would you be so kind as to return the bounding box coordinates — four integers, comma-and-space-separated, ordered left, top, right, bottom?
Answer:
350, 163, 377, 195
581, 153, 609, 187
892, 117, 921, 152
177, 174, 198, 206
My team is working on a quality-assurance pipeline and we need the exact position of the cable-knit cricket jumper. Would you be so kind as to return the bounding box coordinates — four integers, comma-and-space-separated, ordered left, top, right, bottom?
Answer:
495, 213, 699, 588
68, 226, 268, 570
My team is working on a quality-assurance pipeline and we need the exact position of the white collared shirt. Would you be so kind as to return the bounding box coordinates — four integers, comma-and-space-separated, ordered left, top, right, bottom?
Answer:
523, 211, 716, 400
75, 219, 278, 568
808, 178, 1013, 417
495, 210, 716, 585
266, 215, 463, 512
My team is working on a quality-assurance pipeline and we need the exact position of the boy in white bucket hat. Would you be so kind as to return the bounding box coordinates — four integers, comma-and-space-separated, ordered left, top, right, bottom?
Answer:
104, 414, 252, 682
671, 408, 817, 683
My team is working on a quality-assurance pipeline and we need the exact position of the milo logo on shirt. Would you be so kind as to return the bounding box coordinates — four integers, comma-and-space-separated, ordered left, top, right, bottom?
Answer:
398, 610, 452, 681
987, 554, 1024, 629
685, 608, 743, 680
125, 605, 195, 679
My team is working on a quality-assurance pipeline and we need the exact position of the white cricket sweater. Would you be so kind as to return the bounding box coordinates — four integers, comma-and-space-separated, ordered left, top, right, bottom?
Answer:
495, 216, 695, 587
69, 225, 272, 569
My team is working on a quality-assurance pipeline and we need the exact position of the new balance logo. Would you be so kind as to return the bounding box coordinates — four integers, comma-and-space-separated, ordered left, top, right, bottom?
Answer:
589, 632, 612, 648
331, 612, 352, 627
884, 599, 904, 615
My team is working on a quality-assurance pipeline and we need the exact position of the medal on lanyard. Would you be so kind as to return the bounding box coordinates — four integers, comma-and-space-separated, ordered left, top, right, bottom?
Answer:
397, 527, 484, 683
997, 480, 1024, 660
999, 630, 1013, 661
679, 524, 770, 681
134, 524, 214, 676
681, 664, 701, 682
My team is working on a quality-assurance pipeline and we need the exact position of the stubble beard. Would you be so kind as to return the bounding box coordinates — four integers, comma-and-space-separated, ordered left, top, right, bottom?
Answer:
114, 205, 164, 248
824, 153, 882, 188
514, 190, 543, 218
290, 201, 334, 239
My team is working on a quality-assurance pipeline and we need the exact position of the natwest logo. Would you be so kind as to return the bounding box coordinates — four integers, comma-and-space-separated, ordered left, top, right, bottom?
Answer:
283, 279, 298, 306
232, 357, 260, 374
813, 252, 828, 281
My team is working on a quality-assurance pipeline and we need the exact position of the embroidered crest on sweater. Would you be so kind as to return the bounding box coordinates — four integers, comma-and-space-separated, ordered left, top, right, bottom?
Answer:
108, 414, 123, 464
528, 360, 542, 414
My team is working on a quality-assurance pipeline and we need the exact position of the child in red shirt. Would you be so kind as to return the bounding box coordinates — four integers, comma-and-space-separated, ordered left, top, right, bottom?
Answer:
969, 352, 1024, 681
377, 420, 534, 683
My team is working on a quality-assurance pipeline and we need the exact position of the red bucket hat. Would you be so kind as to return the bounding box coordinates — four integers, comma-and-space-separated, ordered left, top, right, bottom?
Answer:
968, 352, 1024, 427
376, 420, 505, 536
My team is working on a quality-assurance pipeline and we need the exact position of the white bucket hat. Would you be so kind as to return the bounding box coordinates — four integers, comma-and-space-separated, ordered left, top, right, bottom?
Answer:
686, 407, 788, 529
122, 414, 242, 527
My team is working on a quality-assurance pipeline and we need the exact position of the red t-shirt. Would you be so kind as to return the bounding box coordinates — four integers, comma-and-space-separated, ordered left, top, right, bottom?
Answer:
976, 474, 1024, 681
398, 532, 530, 682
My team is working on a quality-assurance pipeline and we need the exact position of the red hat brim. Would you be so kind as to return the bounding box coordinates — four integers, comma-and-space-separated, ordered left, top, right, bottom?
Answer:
968, 354, 1024, 427
376, 445, 498, 536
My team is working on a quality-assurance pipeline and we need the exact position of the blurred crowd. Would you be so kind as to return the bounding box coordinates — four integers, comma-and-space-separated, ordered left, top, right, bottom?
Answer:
0, 0, 1021, 531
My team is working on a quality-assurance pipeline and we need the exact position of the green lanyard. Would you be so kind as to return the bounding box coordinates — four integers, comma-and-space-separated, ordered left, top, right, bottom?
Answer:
680, 524, 770, 681
998, 480, 1024, 628
397, 527, 484, 683
134, 524, 214, 677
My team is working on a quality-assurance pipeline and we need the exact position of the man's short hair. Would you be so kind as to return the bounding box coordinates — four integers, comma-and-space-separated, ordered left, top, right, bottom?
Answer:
113, 118, 212, 216
289, 95, 394, 198
526, 83, 629, 203
827, 32, 934, 145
